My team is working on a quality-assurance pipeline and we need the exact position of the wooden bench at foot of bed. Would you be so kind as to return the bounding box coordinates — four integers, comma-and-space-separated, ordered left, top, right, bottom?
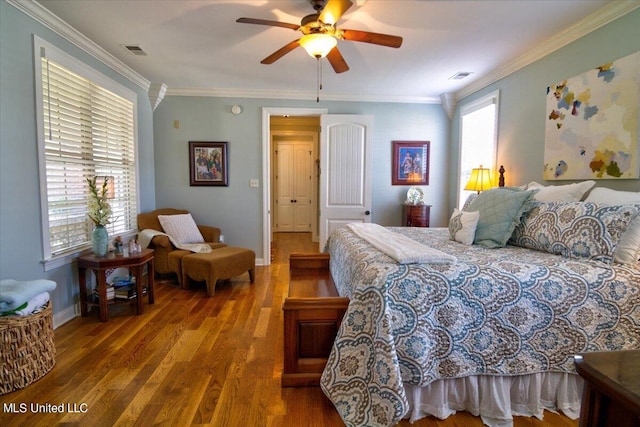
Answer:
282, 253, 349, 387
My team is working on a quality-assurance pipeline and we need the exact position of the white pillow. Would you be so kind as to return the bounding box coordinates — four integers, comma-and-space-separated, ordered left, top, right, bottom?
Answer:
614, 214, 640, 264
157, 213, 205, 244
584, 187, 640, 204
526, 180, 595, 202
448, 209, 480, 245
582, 188, 640, 264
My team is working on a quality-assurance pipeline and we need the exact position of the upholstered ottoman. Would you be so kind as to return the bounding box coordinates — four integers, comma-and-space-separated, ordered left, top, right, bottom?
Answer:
181, 247, 255, 296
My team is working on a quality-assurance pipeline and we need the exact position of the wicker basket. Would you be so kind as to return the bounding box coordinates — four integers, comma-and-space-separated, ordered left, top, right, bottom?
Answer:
0, 301, 56, 395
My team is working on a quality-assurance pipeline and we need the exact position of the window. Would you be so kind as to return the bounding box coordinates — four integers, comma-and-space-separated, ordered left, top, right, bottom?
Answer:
35, 37, 138, 269
458, 91, 499, 208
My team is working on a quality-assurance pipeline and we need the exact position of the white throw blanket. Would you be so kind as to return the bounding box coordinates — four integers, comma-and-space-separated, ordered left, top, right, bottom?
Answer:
138, 229, 212, 253
346, 223, 457, 264
3, 292, 51, 316
0, 279, 57, 311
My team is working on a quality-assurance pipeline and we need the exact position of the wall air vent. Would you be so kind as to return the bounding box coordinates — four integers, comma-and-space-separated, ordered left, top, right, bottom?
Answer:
122, 45, 147, 56
449, 72, 472, 80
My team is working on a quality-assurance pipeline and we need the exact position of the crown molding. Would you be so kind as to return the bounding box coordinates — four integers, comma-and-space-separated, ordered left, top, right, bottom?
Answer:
7, 0, 150, 91
166, 87, 440, 104
456, 1, 640, 100
11, 0, 634, 106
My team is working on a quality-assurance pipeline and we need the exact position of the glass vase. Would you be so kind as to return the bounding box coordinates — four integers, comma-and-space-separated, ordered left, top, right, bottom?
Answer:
92, 225, 109, 257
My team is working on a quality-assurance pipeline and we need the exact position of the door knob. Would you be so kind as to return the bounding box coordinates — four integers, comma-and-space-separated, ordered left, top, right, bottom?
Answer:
365, 210, 371, 215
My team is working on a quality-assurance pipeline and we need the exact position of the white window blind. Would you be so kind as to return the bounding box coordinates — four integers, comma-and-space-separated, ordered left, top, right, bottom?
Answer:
38, 50, 138, 261
458, 91, 499, 208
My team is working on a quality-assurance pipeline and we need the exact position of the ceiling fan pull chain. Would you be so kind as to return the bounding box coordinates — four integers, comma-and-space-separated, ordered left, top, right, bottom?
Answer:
316, 58, 321, 102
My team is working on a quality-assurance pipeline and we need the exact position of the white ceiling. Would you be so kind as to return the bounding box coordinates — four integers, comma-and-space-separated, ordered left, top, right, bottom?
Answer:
32, 0, 632, 103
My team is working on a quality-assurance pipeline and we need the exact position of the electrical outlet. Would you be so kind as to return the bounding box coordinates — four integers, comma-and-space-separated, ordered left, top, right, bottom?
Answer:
250, 179, 259, 188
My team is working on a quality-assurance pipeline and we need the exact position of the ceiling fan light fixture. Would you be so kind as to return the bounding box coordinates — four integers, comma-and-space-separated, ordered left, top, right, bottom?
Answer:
300, 33, 337, 59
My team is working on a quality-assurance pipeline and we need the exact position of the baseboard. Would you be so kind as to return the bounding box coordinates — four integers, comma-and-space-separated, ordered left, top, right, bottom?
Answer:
53, 303, 79, 329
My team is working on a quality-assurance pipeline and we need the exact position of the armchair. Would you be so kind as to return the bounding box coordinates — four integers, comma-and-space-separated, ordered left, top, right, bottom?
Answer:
137, 208, 226, 283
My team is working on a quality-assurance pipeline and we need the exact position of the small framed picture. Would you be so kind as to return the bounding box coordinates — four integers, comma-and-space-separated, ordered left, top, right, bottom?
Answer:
189, 141, 228, 186
391, 141, 430, 185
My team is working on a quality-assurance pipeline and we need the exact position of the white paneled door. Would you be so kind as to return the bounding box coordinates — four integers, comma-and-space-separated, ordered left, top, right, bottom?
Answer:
274, 141, 313, 232
319, 114, 373, 250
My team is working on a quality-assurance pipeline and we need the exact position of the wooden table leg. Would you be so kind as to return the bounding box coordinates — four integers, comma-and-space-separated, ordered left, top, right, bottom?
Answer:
131, 265, 144, 315
147, 257, 155, 305
78, 266, 88, 317
96, 269, 108, 322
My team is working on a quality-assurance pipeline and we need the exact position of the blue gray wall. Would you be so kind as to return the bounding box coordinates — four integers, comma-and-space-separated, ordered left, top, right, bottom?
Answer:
1, 1, 638, 321
0, 1, 156, 321
449, 8, 640, 214
152, 97, 449, 258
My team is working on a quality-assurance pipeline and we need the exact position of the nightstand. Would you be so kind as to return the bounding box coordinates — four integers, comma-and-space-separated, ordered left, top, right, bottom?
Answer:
574, 350, 640, 427
402, 204, 431, 227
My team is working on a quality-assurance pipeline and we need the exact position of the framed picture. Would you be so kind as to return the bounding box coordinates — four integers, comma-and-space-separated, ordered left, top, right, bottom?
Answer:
391, 141, 430, 185
189, 141, 228, 186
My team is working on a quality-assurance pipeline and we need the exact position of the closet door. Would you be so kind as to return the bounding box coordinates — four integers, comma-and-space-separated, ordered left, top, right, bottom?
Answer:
275, 142, 295, 231
292, 142, 312, 232
275, 141, 313, 232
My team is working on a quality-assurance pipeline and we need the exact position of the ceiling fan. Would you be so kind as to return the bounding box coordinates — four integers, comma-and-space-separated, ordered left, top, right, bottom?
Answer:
236, 0, 403, 73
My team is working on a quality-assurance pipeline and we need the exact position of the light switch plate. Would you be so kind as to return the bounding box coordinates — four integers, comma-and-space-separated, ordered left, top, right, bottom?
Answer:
250, 179, 259, 188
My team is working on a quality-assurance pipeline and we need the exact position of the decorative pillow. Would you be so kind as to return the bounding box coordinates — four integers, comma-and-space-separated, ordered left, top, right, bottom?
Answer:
157, 213, 205, 244
510, 201, 640, 264
583, 188, 640, 264
449, 209, 480, 245
584, 187, 640, 205
614, 215, 640, 264
461, 193, 479, 211
466, 187, 534, 248
526, 180, 595, 202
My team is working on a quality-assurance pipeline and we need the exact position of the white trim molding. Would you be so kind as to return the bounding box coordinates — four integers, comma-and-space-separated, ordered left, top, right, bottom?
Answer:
53, 303, 78, 329
440, 93, 457, 120
9, 0, 637, 105
167, 86, 439, 104
7, 0, 150, 90
148, 82, 167, 111
456, 1, 640, 100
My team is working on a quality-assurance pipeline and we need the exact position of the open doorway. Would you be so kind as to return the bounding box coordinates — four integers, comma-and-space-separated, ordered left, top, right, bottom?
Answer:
261, 107, 327, 266
271, 121, 319, 236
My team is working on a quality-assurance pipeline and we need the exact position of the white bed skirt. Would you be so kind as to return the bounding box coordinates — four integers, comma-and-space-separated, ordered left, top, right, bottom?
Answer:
404, 372, 584, 427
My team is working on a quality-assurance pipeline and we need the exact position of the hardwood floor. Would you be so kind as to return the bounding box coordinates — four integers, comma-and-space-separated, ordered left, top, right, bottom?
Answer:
0, 233, 578, 427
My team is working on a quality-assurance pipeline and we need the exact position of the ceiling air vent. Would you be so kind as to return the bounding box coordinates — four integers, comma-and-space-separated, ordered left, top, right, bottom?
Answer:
122, 45, 147, 56
449, 72, 472, 80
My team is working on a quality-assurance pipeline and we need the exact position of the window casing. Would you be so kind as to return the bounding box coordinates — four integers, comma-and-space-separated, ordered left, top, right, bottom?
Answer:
458, 91, 499, 208
34, 37, 138, 270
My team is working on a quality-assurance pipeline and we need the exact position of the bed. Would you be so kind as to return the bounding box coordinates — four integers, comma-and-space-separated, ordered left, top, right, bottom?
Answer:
319, 187, 640, 427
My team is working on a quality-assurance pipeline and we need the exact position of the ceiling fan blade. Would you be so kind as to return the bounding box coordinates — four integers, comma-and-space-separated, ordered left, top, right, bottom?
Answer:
236, 17, 299, 31
341, 29, 403, 48
319, 0, 353, 25
326, 47, 349, 73
260, 39, 301, 64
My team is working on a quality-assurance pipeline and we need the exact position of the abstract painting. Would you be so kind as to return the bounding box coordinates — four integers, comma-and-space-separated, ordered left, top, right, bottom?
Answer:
544, 51, 639, 180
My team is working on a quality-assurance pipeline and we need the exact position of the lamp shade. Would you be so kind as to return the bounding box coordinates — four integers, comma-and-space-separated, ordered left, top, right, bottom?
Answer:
464, 166, 492, 193
299, 34, 337, 58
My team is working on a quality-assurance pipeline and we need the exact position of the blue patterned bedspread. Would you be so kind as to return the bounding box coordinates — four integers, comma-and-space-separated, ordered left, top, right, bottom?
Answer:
320, 227, 640, 427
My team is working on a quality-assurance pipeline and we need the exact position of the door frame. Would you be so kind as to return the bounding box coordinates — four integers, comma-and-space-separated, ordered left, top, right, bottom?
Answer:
262, 107, 327, 266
